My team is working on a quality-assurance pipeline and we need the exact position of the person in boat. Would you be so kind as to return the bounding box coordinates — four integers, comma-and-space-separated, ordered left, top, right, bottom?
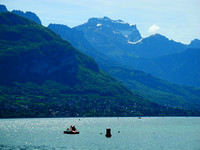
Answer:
68, 125, 72, 131
72, 125, 76, 131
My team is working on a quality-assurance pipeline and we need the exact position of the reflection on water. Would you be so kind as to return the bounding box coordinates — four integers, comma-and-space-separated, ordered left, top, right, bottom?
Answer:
0, 117, 200, 150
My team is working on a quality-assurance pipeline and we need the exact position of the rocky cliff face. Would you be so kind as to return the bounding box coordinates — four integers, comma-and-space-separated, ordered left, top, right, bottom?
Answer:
77, 16, 141, 42
75, 17, 141, 58
75, 17, 188, 60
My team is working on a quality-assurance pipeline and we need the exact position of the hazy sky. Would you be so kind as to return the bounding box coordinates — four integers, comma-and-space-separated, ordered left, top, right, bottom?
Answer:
1, 0, 200, 44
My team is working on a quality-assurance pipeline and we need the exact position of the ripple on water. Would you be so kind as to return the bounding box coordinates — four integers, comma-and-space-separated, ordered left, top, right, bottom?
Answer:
0, 117, 200, 150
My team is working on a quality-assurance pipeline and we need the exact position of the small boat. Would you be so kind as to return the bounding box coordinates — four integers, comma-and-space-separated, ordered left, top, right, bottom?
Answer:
63, 130, 79, 134
63, 125, 79, 134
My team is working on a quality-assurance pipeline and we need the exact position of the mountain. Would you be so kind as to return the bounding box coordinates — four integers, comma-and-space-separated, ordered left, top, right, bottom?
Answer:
76, 16, 141, 42
1, 12, 191, 118
123, 48, 200, 87
12, 10, 42, 25
189, 39, 200, 49
75, 17, 141, 60
75, 17, 188, 59
131, 34, 187, 58
48, 23, 113, 67
47, 23, 200, 111
0, 4, 8, 12
103, 66, 200, 111
0, 5, 42, 24
151, 48, 200, 87
75, 17, 200, 87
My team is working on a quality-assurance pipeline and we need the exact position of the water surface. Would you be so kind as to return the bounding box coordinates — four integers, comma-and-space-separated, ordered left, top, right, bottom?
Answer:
0, 117, 200, 150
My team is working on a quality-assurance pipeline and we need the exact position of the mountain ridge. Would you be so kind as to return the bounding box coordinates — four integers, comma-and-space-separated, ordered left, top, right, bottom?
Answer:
74, 16, 200, 87
12, 10, 42, 25
0, 4, 42, 25
132, 33, 187, 58
74, 16, 141, 60
0, 4, 8, 12
79, 16, 142, 42
49, 22, 200, 111
1, 5, 200, 117
122, 48, 200, 87
1, 12, 192, 117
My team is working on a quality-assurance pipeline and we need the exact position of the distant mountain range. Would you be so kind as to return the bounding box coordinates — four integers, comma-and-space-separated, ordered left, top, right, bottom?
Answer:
104, 66, 200, 110
48, 23, 200, 111
73, 17, 200, 87
48, 23, 111, 67
48, 22, 200, 88
130, 34, 187, 58
1, 12, 191, 117
75, 17, 141, 60
75, 18, 189, 59
1, 4, 200, 117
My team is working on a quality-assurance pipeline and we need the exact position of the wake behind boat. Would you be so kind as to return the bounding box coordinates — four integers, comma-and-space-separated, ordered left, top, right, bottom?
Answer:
63, 125, 79, 134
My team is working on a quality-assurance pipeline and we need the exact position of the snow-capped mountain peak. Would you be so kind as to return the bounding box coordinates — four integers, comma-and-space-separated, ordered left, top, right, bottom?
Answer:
76, 16, 142, 43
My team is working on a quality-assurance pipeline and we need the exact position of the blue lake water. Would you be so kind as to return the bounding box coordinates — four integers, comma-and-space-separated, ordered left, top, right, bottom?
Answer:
0, 117, 200, 150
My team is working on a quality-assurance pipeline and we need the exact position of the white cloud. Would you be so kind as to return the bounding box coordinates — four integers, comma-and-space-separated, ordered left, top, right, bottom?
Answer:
148, 24, 160, 33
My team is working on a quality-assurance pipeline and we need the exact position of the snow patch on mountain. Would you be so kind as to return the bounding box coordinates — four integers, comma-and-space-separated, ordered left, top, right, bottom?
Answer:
113, 30, 121, 34
128, 38, 143, 44
118, 30, 132, 36
112, 20, 128, 25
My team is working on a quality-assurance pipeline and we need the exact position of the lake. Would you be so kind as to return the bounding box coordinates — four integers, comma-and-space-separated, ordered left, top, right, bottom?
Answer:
0, 117, 200, 150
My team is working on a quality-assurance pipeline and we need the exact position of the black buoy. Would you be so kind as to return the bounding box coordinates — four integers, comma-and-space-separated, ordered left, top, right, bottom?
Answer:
105, 128, 112, 138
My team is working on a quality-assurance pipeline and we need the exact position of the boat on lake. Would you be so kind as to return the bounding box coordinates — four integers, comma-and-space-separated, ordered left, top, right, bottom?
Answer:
63, 125, 79, 134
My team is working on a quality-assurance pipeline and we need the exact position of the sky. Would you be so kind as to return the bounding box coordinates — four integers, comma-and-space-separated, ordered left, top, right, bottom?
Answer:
1, 0, 200, 44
